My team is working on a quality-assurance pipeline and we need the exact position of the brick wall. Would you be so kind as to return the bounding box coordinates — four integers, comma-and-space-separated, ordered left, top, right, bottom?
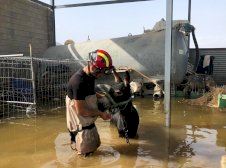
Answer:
0, 0, 54, 56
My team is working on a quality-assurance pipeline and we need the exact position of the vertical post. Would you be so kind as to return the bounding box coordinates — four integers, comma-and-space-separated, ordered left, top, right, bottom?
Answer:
52, 0, 56, 46
188, 0, 191, 22
164, 0, 173, 127
29, 44, 37, 108
188, 0, 191, 49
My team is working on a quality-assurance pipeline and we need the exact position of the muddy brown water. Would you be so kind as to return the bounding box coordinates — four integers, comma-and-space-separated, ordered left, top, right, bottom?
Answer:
1, 97, 226, 168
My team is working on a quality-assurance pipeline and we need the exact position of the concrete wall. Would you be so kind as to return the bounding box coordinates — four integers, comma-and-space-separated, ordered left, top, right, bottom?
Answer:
0, 0, 54, 56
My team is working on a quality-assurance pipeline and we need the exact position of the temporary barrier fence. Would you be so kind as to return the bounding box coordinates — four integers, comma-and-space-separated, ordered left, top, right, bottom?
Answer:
0, 56, 83, 120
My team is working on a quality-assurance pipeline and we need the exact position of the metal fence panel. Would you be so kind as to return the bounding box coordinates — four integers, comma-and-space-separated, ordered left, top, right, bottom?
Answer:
0, 57, 81, 120
0, 56, 36, 119
34, 58, 79, 110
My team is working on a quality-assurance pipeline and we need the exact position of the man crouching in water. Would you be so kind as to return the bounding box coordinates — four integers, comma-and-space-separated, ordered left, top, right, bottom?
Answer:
66, 49, 113, 156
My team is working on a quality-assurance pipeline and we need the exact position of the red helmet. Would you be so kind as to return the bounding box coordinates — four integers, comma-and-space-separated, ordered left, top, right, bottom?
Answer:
89, 49, 113, 69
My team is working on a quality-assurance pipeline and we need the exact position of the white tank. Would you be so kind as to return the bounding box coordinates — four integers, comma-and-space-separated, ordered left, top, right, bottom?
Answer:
42, 20, 189, 84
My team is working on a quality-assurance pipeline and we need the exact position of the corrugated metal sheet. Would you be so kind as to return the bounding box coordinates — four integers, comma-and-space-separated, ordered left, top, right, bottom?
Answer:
190, 48, 226, 85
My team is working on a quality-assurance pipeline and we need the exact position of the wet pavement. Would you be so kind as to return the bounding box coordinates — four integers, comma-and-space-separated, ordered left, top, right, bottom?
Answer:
0, 97, 226, 168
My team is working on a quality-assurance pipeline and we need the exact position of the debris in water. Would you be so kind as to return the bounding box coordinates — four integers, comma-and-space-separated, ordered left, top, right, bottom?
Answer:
185, 86, 226, 107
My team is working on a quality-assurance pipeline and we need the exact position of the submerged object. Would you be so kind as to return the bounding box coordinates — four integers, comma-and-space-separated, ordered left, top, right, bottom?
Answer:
42, 19, 192, 85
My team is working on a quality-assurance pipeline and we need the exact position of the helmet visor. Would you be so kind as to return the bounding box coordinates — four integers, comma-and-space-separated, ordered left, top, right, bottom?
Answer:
88, 51, 97, 62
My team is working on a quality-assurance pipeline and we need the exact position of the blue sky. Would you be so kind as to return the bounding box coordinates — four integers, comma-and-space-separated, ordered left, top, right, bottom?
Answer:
40, 0, 226, 48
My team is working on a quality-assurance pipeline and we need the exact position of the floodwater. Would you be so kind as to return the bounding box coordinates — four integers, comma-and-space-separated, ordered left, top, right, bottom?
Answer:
1, 97, 226, 168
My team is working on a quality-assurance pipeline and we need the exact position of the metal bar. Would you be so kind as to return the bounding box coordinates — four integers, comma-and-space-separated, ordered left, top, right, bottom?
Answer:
33, 57, 86, 63
30, 44, 37, 107
0, 77, 33, 80
30, 0, 52, 9
0, 54, 23, 57
52, 0, 56, 46
164, 0, 173, 128
6, 101, 36, 105
55, 0, 154, 9
190, 47, 226, 50
0, 67, 31, 70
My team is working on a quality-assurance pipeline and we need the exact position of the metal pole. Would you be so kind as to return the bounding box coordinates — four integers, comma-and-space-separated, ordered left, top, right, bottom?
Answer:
29, 44, 37, 107
51, 0, 56, 46
188, 0, 191, 22
188, 0, 191, 50
55, 0, 154, 9
164, 0, 173, 127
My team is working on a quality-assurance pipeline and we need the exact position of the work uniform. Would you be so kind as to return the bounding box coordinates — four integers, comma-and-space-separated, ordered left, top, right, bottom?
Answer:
66, 69, 100, 155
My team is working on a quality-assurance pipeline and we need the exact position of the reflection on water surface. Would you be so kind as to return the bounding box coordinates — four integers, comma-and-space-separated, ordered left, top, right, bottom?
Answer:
0, 97, 226, 168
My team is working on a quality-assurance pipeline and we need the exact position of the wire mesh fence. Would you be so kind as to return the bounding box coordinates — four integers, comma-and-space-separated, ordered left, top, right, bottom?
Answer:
0, 56, 36, 119
0, 56, 85, 120
34, 58, 81, 110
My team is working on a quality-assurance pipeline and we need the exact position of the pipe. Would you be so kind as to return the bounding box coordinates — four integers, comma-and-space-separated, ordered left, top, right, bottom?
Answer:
187, 0, 191, 55
191, 30, 200, 72
51, 0, 56, 46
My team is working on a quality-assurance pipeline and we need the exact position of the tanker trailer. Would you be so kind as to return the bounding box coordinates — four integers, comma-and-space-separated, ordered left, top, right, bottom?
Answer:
41, 19, 194, 97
